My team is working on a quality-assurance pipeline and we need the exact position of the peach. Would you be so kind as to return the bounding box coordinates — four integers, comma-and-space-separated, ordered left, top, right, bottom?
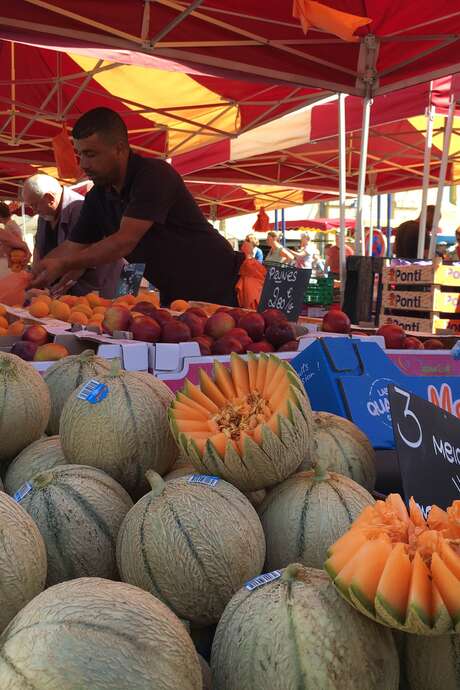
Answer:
265, 322, 296, 348
322, 310, 351, 334
192, 336, 212, 356
404, 336, 423, 350
238, 312, 265, 342
22, 324, 49, 346
211, 336, 244, 356
34, 343, 70, 362
11, 341, 38, 360
132, 301, 157, 318
102, 306, 133, 335
377, 323, 406, 349
179, 311, 206, 337
246, 340, 275, 353
161, 319, 192, 343
227, 308, 247, 324
260, 308, 286, 329
185, 307, 208, 319
152, 309, 173, 326
131, 316, 161, 343
204, 312, 235, 339
423, 338, 444, 350
277, 340, 299, 352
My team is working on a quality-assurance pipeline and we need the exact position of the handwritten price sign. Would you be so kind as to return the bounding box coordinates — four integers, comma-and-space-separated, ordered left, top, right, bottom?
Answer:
259, 264, 311, 322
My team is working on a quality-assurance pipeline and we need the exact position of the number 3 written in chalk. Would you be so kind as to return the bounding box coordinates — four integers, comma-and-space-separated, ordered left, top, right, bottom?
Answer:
394, 386, 423, 449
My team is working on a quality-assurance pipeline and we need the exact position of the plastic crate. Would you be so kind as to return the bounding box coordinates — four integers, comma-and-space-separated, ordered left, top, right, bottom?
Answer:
304, 276, 334, 305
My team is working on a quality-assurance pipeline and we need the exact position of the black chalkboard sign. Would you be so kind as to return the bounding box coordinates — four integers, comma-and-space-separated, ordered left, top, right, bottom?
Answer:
258, 263, 311, 321
388, 384, 460, 514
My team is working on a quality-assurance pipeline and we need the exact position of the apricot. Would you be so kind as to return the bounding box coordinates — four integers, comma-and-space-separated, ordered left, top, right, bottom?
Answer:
69, 311, 89, 326
170, 299, 190, 312
86, 293, 102, 308
0, 316, 8, 330
0, 327, 8, 336
29, 301, 50, 318
50, 300, 71, 321
8, 320, 25, 336
34, 343, 70, 362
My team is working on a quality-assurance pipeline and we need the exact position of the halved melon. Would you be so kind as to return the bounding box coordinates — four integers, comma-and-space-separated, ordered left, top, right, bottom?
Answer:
325, 494, 460, 635
168, 353, 314, 491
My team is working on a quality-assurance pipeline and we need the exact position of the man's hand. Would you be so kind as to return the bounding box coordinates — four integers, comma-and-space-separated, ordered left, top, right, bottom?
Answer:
50, 269, 85, 297
30, 257, 68, 289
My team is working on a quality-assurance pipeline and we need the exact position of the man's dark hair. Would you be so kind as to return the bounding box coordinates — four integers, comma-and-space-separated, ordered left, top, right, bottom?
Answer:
0, 202, 11, 220
72, 108, 128, 145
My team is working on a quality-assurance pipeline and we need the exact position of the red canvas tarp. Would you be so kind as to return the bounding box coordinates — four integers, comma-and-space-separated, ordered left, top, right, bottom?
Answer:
0, 2, 459, 95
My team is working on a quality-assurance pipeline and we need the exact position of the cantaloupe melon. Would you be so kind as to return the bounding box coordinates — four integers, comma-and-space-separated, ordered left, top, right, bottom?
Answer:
164, 464, 195, 480
44, 349, 112, 435
0, 352, 50, 463
117, 471, 266, 625
325, 494, 460, 634
4, 435, 65, 495
0, 577, 202, 689
60, 363, 178, 497
259, 468, 374, 570
169, 353, 314, 491
211, 564, 399, 690
0, 492, 47, 633
17, 465, 133, 586
400, 633, 460, 690
299, 411, 376, 490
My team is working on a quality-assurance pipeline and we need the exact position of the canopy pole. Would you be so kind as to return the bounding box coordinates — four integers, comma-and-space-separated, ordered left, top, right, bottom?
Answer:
355, 94, 372, 255
274, 209, 278, 232
387, 194, 392, 257
368, 194, 374, 256
429, 94, 455, 259
417, 104, 436, 258
338, 92, 347, 305
281, 208, 286, 246
10, 41, 15, 143
377, 194, 381, 229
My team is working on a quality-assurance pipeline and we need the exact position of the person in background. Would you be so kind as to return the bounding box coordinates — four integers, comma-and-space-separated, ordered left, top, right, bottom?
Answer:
446, 227, 460, 260
325, 233, 354, 278
394, 205, 434, 259
22, 174, 123, 297
0, 202, 28, 278
241, 233, 263, 263
265, 230, 295, 265
291, 232, 314, 269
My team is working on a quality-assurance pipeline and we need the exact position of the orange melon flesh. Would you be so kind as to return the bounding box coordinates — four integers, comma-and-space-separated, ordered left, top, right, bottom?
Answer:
255, 355, 269, 393
407, 551, 432, 627
334, 539, 387, 600
247, 354, 258, 391
174, 419, 216, 434
213, 361, 237, 400
252, 414, 280, 445
208, 432, 230, 459
230, 354, 250, 397
348, 539, 393, 615
262, 357, 281, 398
427, 505, 449, 531
267, 382, 290, 414
409, 497, 426, 528
432, 582, 452, 630
440, 540, 460, 580
375, 543, 412, 624
431, 552, 460, 625
199, 369, 228, 408
176, 392, 211, 417
183, 381, 218, 414
386, 493, 411, 524
324, 530, 369, 579
171, 401, 209, 422
264, 362, 287, 400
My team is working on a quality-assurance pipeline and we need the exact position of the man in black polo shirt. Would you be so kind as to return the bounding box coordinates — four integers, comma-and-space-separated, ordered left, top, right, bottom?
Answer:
31, 108, 244, 305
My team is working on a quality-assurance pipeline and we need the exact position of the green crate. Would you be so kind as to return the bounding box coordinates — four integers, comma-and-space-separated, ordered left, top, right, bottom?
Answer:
304, 276, 334, 305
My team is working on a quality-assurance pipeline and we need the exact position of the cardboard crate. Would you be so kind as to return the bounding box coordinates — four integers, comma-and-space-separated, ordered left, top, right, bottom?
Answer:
379, 311, 460, 333
382, 261, 460, 287
382, 286, 460, 313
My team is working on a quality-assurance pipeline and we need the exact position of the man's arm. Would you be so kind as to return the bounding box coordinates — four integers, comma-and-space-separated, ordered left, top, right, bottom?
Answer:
31, 217, 152, 288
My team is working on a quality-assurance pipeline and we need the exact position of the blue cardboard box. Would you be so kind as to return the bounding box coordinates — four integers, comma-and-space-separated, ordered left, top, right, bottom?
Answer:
291, 337, 460, 449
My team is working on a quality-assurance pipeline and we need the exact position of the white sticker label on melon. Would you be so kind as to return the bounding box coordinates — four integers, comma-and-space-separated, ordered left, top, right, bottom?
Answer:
77, 379, 109, 404
245, 571, 282, 591
188, 474, 220, 487
13, 482, 33, 503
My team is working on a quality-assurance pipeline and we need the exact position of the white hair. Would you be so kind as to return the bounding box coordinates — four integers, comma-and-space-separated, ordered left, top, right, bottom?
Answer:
23, 174, 62, 199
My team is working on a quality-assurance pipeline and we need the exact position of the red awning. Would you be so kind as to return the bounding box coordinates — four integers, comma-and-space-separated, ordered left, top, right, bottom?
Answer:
173, 78, 460, 198
0, 2, 459, 96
